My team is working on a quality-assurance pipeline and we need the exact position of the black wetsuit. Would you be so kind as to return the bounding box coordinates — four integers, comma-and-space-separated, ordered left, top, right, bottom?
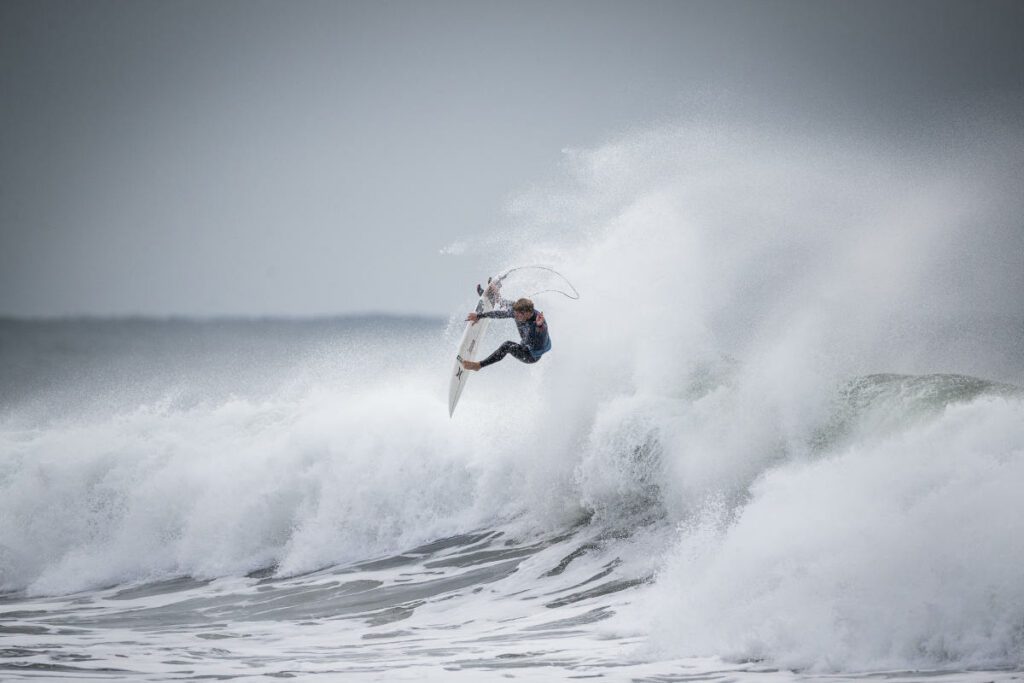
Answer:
477, 304, 551, 368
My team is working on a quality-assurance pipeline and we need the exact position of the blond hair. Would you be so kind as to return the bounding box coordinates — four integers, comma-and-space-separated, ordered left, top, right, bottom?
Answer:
512, 298, 534, 313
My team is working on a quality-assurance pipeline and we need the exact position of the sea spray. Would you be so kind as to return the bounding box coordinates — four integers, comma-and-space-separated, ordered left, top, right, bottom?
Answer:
3, 120, 1023, 673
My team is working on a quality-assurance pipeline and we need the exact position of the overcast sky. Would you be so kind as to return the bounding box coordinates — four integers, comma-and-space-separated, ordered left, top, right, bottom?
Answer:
2, 0, 1023, 317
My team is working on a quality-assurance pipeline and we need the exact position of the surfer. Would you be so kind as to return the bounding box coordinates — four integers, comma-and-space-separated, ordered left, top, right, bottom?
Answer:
461, 297, 551, 371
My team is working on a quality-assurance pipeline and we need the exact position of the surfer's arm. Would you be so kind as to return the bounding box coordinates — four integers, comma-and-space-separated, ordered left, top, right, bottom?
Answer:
475, 298, 515, 320
467, 308, 512, 324
477, 309, 514, 319
467, 298, 514, 324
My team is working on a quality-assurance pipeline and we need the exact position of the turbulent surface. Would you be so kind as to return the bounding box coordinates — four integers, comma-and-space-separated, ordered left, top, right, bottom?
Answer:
0, 510, 1020, 682
1, 320, 1021, 682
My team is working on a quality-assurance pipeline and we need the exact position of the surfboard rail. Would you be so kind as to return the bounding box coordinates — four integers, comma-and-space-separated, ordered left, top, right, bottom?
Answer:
448, 274, 505, 416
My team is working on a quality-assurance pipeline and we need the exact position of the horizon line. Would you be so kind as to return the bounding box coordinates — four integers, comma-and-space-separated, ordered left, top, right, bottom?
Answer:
0, 312, 449, 323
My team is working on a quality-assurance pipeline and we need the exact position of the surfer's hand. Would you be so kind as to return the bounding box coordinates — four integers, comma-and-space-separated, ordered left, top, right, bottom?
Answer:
535, 312, 545, 327
466, 312, 479, 324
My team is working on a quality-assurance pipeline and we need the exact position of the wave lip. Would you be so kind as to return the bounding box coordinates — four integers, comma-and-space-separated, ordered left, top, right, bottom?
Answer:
812, 373, 1023, 451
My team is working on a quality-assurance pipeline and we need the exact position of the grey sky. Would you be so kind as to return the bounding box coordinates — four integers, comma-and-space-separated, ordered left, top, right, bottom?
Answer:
2, 0, 1023, 317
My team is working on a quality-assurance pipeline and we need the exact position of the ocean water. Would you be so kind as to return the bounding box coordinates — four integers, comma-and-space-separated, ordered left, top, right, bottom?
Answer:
3, 124, 1024, 681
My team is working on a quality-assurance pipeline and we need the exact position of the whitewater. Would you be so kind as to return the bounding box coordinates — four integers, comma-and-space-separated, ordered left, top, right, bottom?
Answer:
2, 123, 1023, 681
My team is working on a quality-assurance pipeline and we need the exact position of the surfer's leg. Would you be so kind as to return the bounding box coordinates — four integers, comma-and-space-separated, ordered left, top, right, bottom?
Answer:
478, 341, 537, 368
510, 344, 539, 364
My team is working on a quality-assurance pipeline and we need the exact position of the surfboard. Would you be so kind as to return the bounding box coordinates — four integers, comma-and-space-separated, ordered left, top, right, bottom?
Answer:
448, 275, 505, 416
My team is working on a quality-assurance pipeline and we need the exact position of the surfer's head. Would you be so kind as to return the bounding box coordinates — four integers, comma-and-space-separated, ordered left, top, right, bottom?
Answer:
512, 298, 534, 322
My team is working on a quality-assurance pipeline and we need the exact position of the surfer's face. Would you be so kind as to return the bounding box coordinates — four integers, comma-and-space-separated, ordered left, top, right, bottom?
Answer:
513, 310, 532, 323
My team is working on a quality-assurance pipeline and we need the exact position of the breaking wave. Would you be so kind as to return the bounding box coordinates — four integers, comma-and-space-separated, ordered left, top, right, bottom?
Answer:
3, 120, 1023, 673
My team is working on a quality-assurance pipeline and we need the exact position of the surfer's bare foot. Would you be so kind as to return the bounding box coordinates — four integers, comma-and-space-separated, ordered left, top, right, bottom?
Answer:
461, 360, 481, 371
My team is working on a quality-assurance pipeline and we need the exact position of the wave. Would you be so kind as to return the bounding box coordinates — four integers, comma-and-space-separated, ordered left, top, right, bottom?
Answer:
3, 121, 1024, 673
642, 385, 1024, 672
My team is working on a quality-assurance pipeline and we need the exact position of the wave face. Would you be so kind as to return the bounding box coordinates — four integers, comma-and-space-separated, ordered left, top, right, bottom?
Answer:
2, 122, 1024, 678
641, 375, 1024, 671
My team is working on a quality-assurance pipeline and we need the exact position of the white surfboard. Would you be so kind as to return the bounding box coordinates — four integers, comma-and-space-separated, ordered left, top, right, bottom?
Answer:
448, 275, 506, 416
